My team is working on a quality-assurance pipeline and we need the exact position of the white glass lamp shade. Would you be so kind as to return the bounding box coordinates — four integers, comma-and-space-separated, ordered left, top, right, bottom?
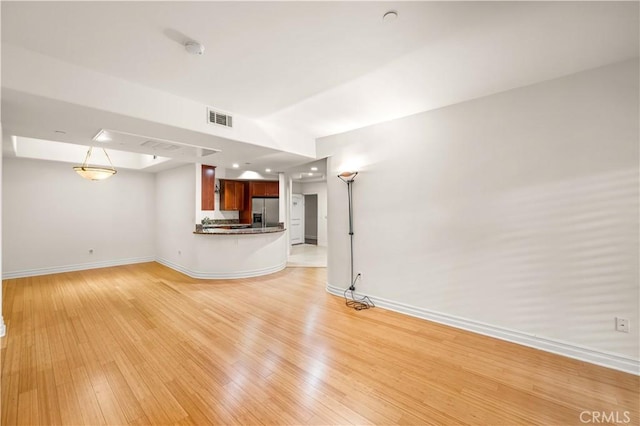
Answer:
73, 147, 117, 181
73, 166, 117, 181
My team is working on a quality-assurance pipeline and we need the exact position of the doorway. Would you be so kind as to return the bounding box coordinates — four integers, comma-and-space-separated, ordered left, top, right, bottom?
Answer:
304, 194, 318, 245
290, 193, 304, 245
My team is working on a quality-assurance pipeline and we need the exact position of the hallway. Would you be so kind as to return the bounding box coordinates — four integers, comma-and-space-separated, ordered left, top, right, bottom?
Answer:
287, 244, 327, 268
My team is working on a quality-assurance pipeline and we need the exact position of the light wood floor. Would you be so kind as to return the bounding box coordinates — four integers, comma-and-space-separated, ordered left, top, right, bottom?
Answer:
1, 263, 638, 425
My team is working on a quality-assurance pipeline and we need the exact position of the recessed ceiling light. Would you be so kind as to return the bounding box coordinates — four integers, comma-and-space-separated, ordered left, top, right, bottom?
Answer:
232, 163, 239, 168
383, 10, 398, 22
310, 167, 318, 171
265, 168, 271, 173
308, 173, 313, 176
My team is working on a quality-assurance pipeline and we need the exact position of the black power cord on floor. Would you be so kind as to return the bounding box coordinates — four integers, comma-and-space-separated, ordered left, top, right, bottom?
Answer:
343, 273, 375, 310
344, 274, 376, 311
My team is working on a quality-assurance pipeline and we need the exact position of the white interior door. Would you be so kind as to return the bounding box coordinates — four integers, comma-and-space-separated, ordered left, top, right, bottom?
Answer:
290, 194, 304, 245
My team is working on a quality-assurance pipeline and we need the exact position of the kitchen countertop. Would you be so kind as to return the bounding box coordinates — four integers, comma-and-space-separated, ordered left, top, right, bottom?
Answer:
204, 223, 252, 229
194, 226, 285, 235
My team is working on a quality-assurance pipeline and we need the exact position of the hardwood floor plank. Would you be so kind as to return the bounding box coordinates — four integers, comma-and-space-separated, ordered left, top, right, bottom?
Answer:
102, 361, 147, 423
91, 374, 129, 425
56, 379, 83, 426
164, 379, 226, 425
16, 388, 38, 426
2, 263, 638, 425
71, 366, 107, 425
2, 373, 20, 426
136, 361, 188, 423
35, 368, 62, 426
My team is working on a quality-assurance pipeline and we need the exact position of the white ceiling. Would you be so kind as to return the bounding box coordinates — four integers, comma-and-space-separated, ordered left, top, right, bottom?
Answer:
1, 1, 505, 118
287, 158, 327, 183
1, 1, 638, 174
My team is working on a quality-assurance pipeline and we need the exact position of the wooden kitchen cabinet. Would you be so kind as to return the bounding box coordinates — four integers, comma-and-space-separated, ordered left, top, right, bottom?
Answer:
219, 179, 245, 211
201, 165, 216, 210
265, 181, 279, 196
250, 181, 266, 197
250, 181, 279, 197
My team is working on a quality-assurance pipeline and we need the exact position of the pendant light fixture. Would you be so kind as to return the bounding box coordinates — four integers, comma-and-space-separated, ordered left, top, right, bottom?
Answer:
73, 146, 117, 181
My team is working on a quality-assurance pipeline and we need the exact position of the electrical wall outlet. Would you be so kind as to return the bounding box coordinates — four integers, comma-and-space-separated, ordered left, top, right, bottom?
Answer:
615, 317, 630, 333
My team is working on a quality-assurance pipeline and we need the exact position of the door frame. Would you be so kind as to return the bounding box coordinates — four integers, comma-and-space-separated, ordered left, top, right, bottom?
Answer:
290, 193, 305, 245
303, 193, 318, 245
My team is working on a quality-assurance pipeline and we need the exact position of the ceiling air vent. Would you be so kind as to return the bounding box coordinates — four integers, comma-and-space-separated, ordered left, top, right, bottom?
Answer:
207, 107, 233, 128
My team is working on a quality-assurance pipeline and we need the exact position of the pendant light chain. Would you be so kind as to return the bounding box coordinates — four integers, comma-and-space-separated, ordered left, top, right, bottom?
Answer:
101, 147, 115, 169
81, 147, 94, 167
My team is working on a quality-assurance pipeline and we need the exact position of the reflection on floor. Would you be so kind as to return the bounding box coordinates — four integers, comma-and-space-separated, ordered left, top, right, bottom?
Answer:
287, 243, 327, 267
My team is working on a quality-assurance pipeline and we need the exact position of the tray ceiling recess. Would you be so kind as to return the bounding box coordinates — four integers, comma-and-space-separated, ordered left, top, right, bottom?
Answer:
93, 129, 220, 158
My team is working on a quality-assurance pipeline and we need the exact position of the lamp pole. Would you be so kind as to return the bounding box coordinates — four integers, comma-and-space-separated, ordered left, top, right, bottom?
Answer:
337, 171, 374, 310
338, 171, 358, 290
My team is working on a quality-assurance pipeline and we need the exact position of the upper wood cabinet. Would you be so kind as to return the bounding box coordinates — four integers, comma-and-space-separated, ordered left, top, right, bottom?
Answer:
251, 181, 266, 197
250, 181, 279, 197
265, 181, 279, 197
201, 165, 216, 210
219, 179, 245, 211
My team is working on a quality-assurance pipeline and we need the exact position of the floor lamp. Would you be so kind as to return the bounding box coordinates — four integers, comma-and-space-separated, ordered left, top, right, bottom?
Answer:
338, 171, 374, 311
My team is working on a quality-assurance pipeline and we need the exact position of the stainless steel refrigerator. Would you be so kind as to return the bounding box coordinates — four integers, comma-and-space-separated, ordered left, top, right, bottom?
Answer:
252, 198, 279, 228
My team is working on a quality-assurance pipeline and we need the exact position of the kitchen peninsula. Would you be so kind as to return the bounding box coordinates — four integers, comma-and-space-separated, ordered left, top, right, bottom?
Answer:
195, 226, 285, 235
194, 218, 285, 235
170, 166, 288, 280
185, 224, 287, 279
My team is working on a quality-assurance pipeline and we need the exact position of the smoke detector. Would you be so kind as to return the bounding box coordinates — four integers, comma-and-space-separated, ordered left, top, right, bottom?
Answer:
185, 41, 205, 55
383, 11, 398, 22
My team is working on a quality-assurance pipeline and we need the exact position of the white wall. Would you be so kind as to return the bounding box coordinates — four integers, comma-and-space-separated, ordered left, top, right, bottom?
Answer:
2, 158, 156, 277
0, 122, 5, 336
156, 164, 198, 270
301, 181, 328, 247
318, 59, 639, 372
1, 19, 6, 335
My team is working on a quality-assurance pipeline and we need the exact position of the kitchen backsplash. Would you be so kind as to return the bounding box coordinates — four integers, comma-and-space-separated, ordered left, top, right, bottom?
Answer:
201, 218, 240, 225
198, 209, 238, 222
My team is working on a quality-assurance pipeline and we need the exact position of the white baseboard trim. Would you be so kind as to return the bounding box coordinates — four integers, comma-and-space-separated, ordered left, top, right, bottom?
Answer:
156, 258, 287, 279
2, 256, 156, 280
327, 284, 640, 376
